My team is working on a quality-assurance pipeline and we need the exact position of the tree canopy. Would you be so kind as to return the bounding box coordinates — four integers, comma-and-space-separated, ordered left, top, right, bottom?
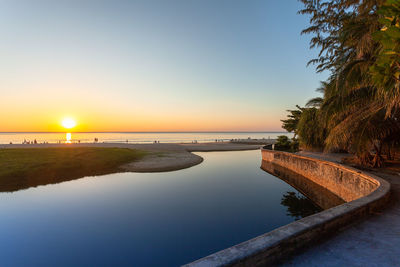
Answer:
282, 0, 400, 167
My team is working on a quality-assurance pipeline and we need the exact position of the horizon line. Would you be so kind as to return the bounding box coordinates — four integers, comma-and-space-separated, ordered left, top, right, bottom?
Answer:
0, 131, 288, 134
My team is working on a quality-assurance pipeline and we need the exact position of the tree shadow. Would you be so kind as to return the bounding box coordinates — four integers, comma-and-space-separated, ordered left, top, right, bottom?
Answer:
281, 191, 322, 220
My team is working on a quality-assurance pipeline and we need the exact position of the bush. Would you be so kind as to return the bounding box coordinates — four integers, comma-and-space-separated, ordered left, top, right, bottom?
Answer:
274, 136, 292, 151
274, 136, 300, 152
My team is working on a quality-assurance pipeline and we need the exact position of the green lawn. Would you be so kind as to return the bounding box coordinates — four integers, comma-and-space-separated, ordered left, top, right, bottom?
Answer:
0, 147, 146, 192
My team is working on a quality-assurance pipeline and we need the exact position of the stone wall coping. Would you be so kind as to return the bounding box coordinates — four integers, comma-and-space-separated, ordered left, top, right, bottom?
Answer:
184, 149, 390, 267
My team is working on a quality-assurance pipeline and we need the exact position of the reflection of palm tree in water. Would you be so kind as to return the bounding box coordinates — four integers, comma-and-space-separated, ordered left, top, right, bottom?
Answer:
281, 192, 321, 220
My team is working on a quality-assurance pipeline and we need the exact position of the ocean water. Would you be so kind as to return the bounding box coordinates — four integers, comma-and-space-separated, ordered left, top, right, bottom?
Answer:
0, 150, 318, 266
0, 132, 292, 144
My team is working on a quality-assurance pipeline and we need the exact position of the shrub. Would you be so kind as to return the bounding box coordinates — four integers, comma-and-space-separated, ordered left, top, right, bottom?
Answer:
274, 136, 292, 152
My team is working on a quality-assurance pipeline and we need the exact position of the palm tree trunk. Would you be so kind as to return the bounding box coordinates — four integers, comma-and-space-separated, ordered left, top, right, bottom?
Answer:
372, 142, 384, 168
387, 143, 393, 160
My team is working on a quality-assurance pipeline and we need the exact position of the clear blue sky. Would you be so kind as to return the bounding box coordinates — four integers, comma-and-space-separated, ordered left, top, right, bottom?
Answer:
0, 0, 327, 132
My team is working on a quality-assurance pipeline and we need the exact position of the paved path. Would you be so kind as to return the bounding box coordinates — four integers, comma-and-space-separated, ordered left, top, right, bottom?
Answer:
282, 152, 400, 267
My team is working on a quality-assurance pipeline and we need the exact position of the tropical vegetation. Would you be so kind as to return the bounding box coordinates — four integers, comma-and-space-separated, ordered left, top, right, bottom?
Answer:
282, 0, 400, 167
274, 135, 299, 152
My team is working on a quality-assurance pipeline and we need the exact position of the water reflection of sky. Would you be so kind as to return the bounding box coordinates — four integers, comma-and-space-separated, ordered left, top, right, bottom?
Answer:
0, 150, 317, 266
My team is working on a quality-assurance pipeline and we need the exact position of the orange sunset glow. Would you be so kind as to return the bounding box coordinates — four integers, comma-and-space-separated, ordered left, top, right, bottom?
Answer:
0, 107, 283, 132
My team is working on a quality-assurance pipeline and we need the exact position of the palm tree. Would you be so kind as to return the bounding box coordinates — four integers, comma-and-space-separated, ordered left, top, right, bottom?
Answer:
293, 0, 400, 167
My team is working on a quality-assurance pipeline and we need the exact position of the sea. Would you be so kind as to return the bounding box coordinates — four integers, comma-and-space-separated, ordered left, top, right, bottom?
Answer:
0, 132, 292, 144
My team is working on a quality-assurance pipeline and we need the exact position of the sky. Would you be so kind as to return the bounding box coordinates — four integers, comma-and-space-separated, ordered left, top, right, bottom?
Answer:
0, 0, 327, 132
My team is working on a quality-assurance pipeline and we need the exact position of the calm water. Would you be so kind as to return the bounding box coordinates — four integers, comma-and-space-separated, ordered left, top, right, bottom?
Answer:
0, 150, 318, 266
0, 132, 292, 144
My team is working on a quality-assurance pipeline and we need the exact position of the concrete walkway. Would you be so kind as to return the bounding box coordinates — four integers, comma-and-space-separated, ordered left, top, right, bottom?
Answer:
282, 152, 400, 267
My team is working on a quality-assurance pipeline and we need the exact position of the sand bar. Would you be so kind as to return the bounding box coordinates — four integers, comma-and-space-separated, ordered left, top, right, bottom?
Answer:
1, 142, 262, 172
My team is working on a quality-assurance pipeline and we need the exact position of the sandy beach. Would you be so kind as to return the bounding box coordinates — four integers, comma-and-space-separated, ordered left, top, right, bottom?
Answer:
1, 142, 262, 172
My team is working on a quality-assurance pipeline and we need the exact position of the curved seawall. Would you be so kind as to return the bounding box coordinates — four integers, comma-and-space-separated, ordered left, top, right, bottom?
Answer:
261, 150, 379, 202
260, 160, 345, 210
185, 149, 390, 266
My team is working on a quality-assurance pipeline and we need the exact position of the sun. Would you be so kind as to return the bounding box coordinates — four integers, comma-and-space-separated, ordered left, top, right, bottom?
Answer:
61, 118, 77, 129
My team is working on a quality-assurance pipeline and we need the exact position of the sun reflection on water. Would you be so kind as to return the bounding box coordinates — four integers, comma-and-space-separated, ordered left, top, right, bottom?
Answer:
66, 133, 72, 143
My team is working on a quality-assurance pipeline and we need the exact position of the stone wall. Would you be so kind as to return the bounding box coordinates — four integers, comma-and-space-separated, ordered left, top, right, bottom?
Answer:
261, 160, 345, 209
185, 149, 390, 267
261, 149, 379, 202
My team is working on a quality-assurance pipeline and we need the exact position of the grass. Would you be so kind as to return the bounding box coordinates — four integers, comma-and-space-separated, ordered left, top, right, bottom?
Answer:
0, 147, 146, 192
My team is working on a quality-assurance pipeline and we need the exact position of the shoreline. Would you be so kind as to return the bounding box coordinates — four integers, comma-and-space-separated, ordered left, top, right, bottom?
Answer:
0, 142, 262, 172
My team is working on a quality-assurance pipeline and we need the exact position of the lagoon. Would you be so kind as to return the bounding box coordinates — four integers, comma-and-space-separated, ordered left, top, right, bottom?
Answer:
0, 150, 318, 266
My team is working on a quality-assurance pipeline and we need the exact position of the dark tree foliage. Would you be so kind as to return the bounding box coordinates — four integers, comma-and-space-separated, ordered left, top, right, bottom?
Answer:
281, 105, 303, 138
274, 135, 300, 152
281, 191, 321, 220
281, 0, 400, 167
299, 0, 383, 73
370, 0, 400, 114
274, 135, 292, 151
297, 107, 326, 150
